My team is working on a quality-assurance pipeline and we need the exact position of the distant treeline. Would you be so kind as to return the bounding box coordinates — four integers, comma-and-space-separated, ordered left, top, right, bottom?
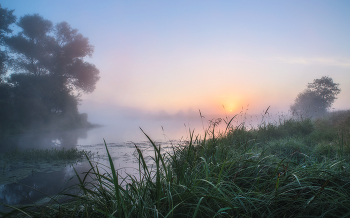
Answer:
0, 6, 100, 135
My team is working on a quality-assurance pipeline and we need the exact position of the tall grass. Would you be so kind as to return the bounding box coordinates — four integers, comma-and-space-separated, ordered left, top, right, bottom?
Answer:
2, 110, 350, 217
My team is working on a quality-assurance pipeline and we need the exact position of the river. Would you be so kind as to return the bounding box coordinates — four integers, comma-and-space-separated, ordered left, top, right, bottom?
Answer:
0, 113, 273, 211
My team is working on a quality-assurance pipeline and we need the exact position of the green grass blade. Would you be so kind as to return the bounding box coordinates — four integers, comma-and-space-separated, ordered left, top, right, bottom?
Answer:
192, 197, 204, 218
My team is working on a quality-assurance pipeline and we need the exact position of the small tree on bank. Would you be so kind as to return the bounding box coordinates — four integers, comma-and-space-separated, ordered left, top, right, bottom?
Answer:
290, 76, 341, 116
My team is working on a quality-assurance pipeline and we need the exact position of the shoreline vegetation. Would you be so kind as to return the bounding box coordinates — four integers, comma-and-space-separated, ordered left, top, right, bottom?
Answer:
0, 148, 92, 186
2, 110, 350, 217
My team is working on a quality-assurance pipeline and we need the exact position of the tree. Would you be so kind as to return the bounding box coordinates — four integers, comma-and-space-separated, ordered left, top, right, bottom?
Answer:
0, 5, 16, 134
290, 76, 341, 115
2, 14, 99, 130
6, 14, 100, 93
0, 5, 16, 79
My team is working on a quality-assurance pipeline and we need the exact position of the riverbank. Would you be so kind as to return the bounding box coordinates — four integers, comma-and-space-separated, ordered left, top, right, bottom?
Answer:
3, 110, 350, 217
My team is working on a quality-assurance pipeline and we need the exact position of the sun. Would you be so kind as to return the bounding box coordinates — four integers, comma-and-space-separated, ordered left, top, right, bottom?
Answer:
223, 102, 238, 114
216, 96, 242, 115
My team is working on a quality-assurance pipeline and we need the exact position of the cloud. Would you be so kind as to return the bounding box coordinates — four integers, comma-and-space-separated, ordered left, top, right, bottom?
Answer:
273, 57, 350, 67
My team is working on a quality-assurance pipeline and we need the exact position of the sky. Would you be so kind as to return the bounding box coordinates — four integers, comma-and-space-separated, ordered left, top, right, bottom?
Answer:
2, 0, 350, 124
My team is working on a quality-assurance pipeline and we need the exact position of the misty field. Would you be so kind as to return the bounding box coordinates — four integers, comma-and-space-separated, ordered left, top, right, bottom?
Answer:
2, 110, 350, 217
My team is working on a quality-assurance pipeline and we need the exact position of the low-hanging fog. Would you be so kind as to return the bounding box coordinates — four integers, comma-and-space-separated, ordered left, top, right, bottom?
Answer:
2, 1, 350, 211
1, 0, 350, 145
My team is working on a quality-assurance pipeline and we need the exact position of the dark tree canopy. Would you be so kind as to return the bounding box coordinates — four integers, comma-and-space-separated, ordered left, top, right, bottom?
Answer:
0, 5, 15, 42
0, 5, 16, 78
291, 76, 341, 115
17, 14, 52, 40
6, 14, 100, 93
0, 11, 100, 134
0, 5, 16, 134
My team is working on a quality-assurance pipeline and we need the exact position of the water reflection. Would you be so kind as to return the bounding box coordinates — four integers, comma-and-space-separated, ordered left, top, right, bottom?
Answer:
0, 127, 93, 212
0, 128, 90, 152
0, 114, 262, 212
0, 140, 178, 212
0, 162, 91, 212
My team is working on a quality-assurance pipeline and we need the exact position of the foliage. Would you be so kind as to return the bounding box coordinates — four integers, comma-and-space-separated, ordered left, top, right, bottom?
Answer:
6, 14, 100, 93
290, 76, 341, 116
0, 5, 16, 78
9, 74, 78, 127
0, 8, 99, 134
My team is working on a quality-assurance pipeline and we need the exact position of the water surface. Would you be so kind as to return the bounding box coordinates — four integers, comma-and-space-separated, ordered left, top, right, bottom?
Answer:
0, 113, 273, 210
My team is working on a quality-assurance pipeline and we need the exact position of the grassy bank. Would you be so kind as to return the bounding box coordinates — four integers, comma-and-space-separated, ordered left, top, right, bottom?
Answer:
3, 110, 350, 217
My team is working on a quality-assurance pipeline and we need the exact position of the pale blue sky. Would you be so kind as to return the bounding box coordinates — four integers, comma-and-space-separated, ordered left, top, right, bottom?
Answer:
2, 0, 350, 122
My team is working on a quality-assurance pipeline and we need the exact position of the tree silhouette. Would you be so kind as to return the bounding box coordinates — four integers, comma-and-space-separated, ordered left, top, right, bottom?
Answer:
0, 5, 16, 134
0, 13, 100, 133
6, 14, 100, 93
0, 5, 16, 79
290, 76, 341, 115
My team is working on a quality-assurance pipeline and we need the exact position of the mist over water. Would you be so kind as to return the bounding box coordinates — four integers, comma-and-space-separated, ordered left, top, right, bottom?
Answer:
0, 108, 288, 152
77, 108, 291, 146
0, 1, 349, 215
0, 105, 291, 210
0, 114, 204, 209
